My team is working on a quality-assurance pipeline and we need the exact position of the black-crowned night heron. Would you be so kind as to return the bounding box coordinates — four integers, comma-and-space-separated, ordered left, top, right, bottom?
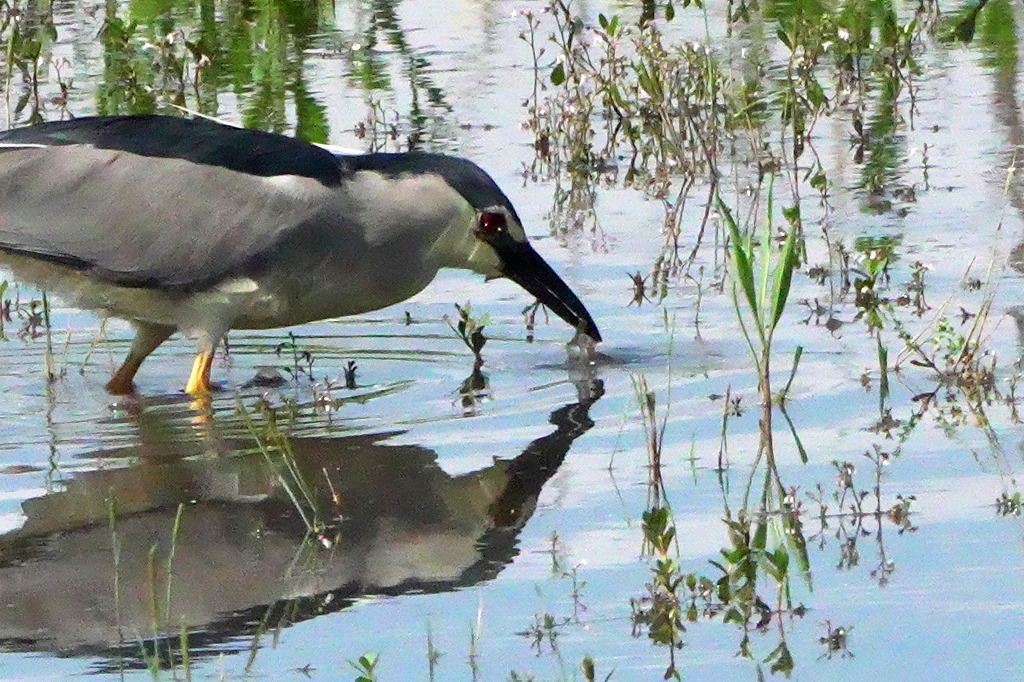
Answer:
0, 115, 600, 395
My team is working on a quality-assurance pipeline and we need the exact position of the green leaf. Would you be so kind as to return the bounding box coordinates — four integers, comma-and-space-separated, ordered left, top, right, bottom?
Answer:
766, 641, 794, 676
642, 506, 671, 541
23, 38, 41, 61
769, 223, 799, 331
807, 79, 825, 109
13, 90, 30, 117
782, 202, 798, 224
809, 171, 827, 192
877, 338, 889, 401
760, 186, 774, 316
718, 196, 759, 319
771, 546, 789, 574
130, 0, 176, 21
781, 405, 808, 463
786, 519, 813, 589
715, 574, 731, 601
776, 28, 793, 50
752, 520, 767, 552
551, 62, 566, 86
582, 656, 596, 681
665, 2, 676, 21
637, 69, 657, 98
662, 527, 676, 549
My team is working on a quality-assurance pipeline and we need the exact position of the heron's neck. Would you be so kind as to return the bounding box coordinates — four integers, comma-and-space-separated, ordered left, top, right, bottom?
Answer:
429, 204, 486, 272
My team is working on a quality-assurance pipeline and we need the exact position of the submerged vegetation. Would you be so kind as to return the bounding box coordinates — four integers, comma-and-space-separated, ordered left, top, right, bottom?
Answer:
515, 0, 1023, 677
0, 0, 1022, 679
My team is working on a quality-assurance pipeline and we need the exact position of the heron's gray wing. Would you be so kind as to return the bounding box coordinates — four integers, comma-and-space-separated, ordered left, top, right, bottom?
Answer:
0, 115, 346, 185
0, 142, 340, 290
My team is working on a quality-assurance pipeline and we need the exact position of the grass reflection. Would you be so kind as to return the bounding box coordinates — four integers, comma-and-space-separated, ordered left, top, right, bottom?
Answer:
2, 0, 452, 148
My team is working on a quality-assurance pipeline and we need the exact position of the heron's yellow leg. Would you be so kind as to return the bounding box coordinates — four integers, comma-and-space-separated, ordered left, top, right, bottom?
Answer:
184, 349, 216, 396
106, 323, 175, 395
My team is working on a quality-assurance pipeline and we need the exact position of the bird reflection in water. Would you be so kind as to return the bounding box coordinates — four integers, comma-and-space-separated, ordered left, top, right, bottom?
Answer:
0, 379, 602, 670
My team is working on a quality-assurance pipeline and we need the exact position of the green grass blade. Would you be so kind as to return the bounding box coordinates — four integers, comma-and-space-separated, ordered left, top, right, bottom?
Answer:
718, 195, 759, 320
760, 178, 775, 317
780, 404, 808, 464
877, 337, 889, 402
769, 224, 798, 331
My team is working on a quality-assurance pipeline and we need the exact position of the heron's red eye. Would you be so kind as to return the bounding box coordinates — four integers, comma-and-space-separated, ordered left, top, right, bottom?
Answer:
477, 211, 506, 237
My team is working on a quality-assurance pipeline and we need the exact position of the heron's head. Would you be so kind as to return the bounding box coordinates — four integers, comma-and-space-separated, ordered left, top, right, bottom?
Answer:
348, 153, 601, 341
425, 155, 602, 342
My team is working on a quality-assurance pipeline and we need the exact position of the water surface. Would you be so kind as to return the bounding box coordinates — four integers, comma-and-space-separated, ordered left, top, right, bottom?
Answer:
0, 0, 1023, 680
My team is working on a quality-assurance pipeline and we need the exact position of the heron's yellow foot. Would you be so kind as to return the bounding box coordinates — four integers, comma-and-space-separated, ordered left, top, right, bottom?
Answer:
184, 349, 215, 396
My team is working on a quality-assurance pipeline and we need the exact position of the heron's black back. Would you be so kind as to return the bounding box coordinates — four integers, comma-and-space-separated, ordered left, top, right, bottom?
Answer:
0, 115, 345, 186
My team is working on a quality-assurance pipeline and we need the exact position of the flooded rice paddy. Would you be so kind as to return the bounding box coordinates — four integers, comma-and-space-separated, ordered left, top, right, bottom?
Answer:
0, 0, 1023, 680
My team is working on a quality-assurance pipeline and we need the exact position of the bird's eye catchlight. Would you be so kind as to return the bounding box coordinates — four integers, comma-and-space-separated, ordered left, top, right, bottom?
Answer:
475, 211, 507, 238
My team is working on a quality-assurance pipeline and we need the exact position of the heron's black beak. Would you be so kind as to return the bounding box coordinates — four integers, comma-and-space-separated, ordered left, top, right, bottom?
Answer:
499, 242, 602, 342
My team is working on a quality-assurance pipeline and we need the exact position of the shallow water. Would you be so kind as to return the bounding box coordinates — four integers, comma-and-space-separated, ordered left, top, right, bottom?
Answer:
1, 0, 1024, 680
